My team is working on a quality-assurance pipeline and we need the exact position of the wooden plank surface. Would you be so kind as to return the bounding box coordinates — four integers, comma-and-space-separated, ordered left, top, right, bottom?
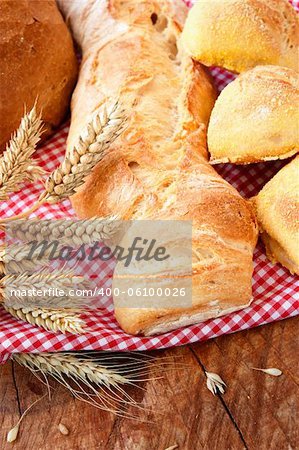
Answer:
0, 317, 298, 450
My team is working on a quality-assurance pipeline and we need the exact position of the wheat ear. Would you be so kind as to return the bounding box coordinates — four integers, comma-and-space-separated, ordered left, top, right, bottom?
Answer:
13, 352, 148, 417
0, 269, 88, 308
43, 100, 125, 203
6, 215, 122, 247
0, 243, 50, 274
13, 352, 189, 417
3, 305, 86, 334
0, 99, 126, 223
0, 106, 44, 201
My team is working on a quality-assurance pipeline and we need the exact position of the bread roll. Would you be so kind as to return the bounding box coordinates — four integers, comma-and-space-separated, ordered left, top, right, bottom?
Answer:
0, 0, 78, 151
182, 0, 299, 73
58, 0, 258, 336
208, 65, 299, 164
253, 157, 299, 275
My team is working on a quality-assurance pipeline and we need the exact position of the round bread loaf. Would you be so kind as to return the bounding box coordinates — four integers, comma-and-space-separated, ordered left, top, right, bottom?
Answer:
208, 65, 299, 164
182, 0, 298, 73
0, 0, 78, 151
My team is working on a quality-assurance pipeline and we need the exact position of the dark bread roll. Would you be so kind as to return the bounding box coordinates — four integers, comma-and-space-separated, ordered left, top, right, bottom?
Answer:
0, 0, 78, 151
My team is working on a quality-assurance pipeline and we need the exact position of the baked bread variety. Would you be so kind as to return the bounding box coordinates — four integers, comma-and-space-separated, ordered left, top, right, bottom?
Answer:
253, 157, 299, 275
0, 0, 78, 151
182, 0, 299, 73
58, 0, 258, 336
208, 65, 299, 164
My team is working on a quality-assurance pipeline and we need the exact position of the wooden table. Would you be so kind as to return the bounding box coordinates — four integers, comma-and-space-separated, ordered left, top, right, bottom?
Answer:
0, 317, 298, 450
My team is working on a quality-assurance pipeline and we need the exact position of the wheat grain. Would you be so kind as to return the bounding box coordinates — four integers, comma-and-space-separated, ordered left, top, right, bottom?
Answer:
58, 423, 69, 436
3, 305, 86, 334
25, 164, 47, 183
7, 424, 20, 443
7, 394, 47, 443
252, 367, 282, 376
0, 106, 44, 201
205, 371, 226, 395
42, 99, 125, 204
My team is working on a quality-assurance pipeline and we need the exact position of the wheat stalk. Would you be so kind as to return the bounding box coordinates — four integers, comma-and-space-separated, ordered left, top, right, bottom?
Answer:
0, 243, 50, 274
5, 216, 122, 248
0, 99, 126, 225
1, 269, 84, 291
0, 106, 44, 201
43, 99, 125, 203
0, 269, 88, 308
12, 352, 189, 417
13, 352, 148, 417
16, 352, 129, 385
0, 240, 76, 274
1, 217, 124, 276
3, 305, 86, 334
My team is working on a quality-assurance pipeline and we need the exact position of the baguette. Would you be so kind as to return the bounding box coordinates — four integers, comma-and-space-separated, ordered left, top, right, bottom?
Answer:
57, 0, 258, 336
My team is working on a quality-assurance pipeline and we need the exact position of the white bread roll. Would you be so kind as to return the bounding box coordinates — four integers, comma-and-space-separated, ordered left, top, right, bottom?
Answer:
182, 0, 298, 73
208, 65, 299, 164
253, 156, 299, 275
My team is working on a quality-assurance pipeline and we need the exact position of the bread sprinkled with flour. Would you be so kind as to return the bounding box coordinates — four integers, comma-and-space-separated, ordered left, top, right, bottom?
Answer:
182, 0, 298, 73
208, 65, 299, 164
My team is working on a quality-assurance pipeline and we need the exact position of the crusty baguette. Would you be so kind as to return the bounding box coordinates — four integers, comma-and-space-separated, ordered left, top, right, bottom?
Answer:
208, 65, 299, 164
0, 0, 78, 151
253, 156, 299, 275
57, 0, 258, 336
182, 0, 299, 73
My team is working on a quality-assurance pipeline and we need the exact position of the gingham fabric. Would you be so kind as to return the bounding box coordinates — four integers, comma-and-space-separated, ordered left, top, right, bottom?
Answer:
0, 0, 298, 364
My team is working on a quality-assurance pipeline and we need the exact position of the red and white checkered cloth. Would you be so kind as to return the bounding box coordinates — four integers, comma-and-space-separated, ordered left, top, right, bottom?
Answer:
0, 0, 298, 364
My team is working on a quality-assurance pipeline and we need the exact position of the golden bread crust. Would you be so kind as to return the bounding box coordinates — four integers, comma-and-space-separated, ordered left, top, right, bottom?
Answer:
182, 0, 299, 73
58, 0, 258, 335
253, 156, 299, 274
208, 66, 299, 164
0, 0, 78, 151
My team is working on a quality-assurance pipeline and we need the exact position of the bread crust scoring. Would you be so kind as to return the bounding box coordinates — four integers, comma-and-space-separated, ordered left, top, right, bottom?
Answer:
58, 0, 258, 335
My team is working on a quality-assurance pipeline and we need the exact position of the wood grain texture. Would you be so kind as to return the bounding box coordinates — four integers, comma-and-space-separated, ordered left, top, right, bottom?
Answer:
0, 317, 298, 450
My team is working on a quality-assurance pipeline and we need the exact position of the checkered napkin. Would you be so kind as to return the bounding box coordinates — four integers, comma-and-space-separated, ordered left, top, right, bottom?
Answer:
0, 0, 298, 364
